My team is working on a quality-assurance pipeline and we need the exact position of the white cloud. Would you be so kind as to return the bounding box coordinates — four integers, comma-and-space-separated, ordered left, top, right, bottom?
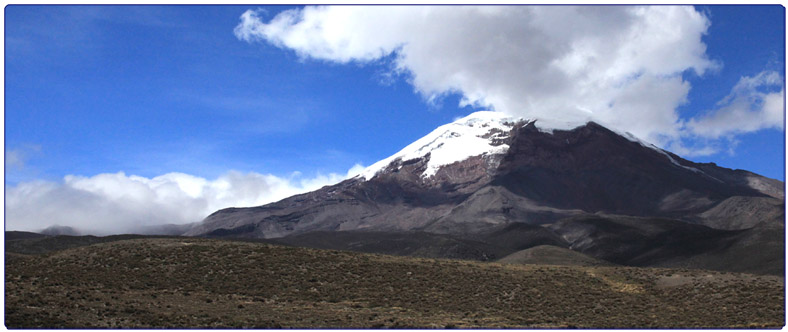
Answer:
345, 163, 366, 178
5, 165, 364, 235
671, 145, 720, 158
235, 6, 717, 145
685, 71, 784, 139
235, 5, 783, 156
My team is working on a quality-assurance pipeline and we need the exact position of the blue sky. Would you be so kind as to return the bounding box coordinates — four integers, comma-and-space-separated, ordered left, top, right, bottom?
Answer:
682, 5, 784, 176
5, 5, 471, 184
4, 5, 785, 234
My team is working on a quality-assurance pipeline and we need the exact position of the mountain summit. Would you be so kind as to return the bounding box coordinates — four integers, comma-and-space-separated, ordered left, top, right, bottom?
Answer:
185, 112, 784, 275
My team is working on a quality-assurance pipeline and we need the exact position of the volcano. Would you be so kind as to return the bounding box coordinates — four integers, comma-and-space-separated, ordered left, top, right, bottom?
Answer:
184, 112, 784, 275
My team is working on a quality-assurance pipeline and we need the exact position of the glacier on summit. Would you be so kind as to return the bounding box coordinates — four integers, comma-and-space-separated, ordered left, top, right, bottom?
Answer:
359, 111, 516, 179
358, 111, 677, 180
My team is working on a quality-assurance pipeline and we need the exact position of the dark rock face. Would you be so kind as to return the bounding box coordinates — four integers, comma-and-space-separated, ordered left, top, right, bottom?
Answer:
494, 122, 765, 217
185, 120, 784, 275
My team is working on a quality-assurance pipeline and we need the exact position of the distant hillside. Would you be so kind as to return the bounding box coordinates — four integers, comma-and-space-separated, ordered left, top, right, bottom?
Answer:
5, 231, 49, 241
4, 233, 183, 255
40, 225, 80, 236
497, 245, 615, 267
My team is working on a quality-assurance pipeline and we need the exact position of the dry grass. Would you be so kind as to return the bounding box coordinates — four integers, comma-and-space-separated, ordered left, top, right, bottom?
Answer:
5, 237, 785, 328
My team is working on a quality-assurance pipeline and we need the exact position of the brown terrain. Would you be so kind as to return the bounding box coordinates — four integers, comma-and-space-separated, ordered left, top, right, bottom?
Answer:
5, 236, 784, 328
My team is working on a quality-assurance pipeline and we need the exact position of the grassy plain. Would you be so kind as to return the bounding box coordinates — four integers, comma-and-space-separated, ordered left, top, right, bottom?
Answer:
5, 237, 784, 328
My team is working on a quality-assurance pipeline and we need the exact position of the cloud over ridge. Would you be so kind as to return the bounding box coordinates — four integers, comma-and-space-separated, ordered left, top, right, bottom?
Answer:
235, 5, 783, 152
5, 166, 364, 235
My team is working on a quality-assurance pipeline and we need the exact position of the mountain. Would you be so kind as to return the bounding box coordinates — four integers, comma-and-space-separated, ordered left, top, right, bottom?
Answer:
137, 223, 197, 236
40, 225, 81, 236
184, 112, 784, 274
5, 230, 50, 241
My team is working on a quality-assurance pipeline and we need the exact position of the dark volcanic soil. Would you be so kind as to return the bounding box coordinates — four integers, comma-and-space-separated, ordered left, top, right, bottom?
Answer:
5, 237, 785, 328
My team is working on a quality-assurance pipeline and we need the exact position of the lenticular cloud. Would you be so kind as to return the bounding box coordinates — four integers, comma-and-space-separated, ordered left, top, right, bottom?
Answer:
235, 5, 783, 153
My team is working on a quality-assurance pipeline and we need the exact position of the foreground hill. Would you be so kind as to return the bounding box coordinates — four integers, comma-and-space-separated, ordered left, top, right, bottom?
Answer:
5, 237, 783, 328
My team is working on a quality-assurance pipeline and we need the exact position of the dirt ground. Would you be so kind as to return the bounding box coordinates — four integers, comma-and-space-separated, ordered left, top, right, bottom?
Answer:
5, 237, 785, 328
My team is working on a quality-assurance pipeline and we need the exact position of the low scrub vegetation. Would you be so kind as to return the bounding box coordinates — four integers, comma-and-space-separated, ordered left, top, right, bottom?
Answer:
5, 238, 784, 328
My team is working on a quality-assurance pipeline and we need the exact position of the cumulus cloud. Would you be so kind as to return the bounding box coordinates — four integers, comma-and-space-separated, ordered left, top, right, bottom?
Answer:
235, 6, 716, 143
235, 5, 783, 154
5, 166, 364, 235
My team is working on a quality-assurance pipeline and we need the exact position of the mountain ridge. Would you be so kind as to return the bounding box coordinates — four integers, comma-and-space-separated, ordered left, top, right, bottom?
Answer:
183, 112, 784, 275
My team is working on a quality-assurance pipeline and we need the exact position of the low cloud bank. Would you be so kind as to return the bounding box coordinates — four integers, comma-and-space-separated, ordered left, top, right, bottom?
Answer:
6, 165, 364, 235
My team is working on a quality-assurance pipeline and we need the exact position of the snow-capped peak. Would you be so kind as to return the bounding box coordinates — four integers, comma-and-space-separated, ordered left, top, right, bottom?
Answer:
357, 110, 706, 181
359, 111, 521, 180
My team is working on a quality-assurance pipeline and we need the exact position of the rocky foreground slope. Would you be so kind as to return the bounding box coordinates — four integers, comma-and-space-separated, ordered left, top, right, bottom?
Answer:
5, 237, 784, 328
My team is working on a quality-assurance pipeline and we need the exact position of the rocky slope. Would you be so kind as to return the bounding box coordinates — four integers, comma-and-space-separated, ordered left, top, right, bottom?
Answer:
184, 112, 784, 274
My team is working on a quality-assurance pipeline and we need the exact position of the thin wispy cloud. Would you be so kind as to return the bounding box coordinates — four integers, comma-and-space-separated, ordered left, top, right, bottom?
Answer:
685, 71, 784, 139
170, 91, 315, 136
5, 144, 41, 170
